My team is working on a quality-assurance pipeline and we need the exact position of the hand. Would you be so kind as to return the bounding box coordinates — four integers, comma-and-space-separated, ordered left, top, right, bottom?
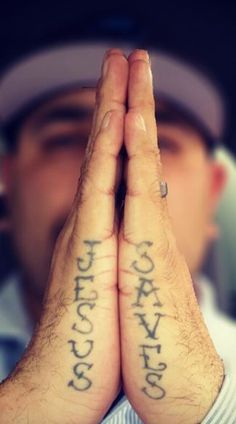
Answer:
118, 50, 224, 424
0, 49, 128, 424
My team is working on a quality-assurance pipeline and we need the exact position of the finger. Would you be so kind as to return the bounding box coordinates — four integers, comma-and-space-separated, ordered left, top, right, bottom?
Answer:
123, 50, 169, 244
125, 109, 164, 200
89, 49, 128, 143
123, 110, 169, 244
61, 50, 129, 241
73, 108, 126, 240
127, 49, 157, 148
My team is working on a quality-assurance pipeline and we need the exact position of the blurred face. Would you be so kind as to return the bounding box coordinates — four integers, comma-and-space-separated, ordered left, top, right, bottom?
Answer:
3, 88, 225, 300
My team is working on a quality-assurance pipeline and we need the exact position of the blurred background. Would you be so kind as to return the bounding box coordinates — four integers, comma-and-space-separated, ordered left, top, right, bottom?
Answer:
0, 0, 236, 315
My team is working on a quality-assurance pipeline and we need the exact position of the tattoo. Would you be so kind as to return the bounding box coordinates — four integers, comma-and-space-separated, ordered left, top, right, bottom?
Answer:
74, 275, 94, 301
68, 339, 94, 359
140, 345, 167, 372
134, 312, 165, 340
132, 277, 163, 308
68, 362, 93, 391
142, 373, 166, 400
131, 241, 167, 400
68, 240, 101, 392
74, 302, 96, 334
77, 240, 101, 272
131, 241, 154, 274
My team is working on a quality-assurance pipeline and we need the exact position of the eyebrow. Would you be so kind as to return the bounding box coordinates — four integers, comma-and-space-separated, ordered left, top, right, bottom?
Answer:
32, 105, 94, 132
156, 109, 187, 126
156, 107, 214, 152
32, 104, 197, 132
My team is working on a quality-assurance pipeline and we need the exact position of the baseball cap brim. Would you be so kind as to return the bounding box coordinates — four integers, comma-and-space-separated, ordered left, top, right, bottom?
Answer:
0, 42, 225, 143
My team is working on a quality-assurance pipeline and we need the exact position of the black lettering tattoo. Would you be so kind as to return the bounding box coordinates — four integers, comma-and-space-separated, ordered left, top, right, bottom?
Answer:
77, 240, 101, 272
68, 239, 101, 392
131, 240, 167, 401
74, 275, 95, 302
132, 277, 163, 308
68, 339, 94, 359
68, 362, 93, 391
134, 312, 165, 340
142, 372, 166, 400
140, 344, 167, 372
131, 241, 154, 274
75, 302, 96, 334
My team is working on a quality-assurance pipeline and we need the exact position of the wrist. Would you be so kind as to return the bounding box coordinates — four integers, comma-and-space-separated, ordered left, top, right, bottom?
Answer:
126, 354, 224, 424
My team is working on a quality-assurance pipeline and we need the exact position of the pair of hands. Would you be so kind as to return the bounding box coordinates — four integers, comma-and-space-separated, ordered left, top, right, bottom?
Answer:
1, 49, 224, 424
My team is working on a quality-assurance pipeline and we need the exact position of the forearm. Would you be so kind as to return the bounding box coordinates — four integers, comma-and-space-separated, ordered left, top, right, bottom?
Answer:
119, 237, 223, 423
0, 49, 129, 424
0, 239, 119, 424
119, 49, 224, 424
0, 377, 49, 424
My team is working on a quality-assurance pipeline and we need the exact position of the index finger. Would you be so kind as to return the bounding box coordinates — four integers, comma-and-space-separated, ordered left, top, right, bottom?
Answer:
124, 50, 164, 205
127, 50, 157, 148
89, 49, 128, 142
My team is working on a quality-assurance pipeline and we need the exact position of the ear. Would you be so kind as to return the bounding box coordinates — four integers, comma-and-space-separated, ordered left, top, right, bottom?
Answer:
207, 160, 227, 240
209, 160, 227, 208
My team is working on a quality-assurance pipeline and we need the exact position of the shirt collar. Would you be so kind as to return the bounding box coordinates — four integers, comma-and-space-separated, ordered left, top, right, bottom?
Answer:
0, 274, 33, 345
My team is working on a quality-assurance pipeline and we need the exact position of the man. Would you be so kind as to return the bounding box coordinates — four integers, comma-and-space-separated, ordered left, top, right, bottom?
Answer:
0, 43, 235, 423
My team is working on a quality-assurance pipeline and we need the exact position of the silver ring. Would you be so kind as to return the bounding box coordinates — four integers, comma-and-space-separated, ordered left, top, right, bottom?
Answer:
160, 181, 168, 198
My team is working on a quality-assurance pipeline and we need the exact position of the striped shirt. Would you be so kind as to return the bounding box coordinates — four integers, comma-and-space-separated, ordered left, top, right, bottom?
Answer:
101, 374, 236, 423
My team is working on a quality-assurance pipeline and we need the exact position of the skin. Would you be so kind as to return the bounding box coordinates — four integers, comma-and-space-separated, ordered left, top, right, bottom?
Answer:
0, 49, 226, 423
3, 91, 225, 316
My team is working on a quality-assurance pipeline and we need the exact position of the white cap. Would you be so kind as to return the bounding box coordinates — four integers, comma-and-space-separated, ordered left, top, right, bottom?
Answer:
0, 42, 225, 140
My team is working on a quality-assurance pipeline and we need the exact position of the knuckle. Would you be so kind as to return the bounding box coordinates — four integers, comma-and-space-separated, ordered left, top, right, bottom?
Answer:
79, 161, 116, 200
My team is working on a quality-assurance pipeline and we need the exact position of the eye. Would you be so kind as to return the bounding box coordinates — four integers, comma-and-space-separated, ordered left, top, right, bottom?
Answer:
42, 133, 88, 153
158, 136, 180, 154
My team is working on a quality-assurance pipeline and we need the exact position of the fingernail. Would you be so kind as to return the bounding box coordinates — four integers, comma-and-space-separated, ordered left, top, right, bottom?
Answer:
101, 111, 112, 129
135, 113, 146, 131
